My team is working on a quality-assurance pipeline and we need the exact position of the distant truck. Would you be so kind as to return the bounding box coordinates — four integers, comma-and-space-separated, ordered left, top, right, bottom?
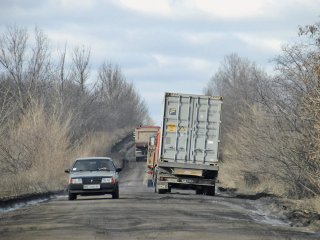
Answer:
154, 92, 222, 195
134, 126, 160, 161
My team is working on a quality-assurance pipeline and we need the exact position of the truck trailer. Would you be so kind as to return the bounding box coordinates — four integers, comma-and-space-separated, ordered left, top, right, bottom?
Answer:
154, 92, 222, 195
134, 126, 160, 161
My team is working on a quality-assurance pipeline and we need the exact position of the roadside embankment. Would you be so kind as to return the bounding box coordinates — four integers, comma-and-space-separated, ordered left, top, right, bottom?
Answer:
0, 131, 134, 211
218, 186, 320, 232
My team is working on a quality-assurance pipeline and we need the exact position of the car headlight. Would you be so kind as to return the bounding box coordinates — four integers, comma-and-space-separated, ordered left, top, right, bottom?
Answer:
101, 177, 112, 183
70, 178, 82, 184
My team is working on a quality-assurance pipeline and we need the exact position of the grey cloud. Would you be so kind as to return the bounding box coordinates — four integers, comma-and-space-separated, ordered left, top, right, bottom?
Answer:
0, 0, 319, 123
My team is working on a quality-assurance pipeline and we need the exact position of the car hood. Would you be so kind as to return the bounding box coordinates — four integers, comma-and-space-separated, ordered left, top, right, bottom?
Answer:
69, 171, 115, 178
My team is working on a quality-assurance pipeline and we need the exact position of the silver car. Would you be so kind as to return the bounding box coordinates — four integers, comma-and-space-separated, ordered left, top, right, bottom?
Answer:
65, 157, 122, 200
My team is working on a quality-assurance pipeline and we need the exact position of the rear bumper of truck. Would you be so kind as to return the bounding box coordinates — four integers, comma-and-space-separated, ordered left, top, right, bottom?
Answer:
155, 161, 218, 191
156, 176, 215, 189
157, 180, 215, 191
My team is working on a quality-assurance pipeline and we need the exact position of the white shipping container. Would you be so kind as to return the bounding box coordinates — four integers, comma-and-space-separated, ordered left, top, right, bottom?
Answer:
160, 93, 222, 165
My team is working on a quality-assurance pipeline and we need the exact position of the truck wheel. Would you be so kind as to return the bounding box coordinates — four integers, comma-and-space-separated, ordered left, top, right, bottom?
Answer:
196, 187, 204, 195
205, 186, 215, 196
157, 189, 167, 194
68, 193, 77, 200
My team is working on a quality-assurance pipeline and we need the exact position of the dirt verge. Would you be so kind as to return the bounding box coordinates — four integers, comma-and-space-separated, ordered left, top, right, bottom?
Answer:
0, 191, 64, 211
218, 186, 320, 232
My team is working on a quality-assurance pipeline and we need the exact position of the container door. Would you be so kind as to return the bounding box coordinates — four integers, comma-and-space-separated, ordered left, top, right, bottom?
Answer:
189, 97, 221, 164
162, 95, 191, 162
161, 94, 221, 165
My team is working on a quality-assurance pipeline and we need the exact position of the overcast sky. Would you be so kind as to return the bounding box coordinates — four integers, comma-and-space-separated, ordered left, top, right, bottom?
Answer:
0, 0, 319, 124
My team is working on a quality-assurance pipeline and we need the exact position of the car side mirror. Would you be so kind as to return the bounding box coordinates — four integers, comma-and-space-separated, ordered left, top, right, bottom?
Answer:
116, 168, 122, 172
64, 169, 70, 173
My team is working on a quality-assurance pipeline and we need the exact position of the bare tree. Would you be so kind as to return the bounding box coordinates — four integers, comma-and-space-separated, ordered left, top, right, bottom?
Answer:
0, 25, 151, 198
71, 45, 90, 92
0, 26, 52, 113
58, 44, 68, 96
209, 23, 320, 198
0, 25, 28, 111
26, 27, 50, 94
205, 54, 267, 132
95, 62, 148, 131
0, 84, 16, 138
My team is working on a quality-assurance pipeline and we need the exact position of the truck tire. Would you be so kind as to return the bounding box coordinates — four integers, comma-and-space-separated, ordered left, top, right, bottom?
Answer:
196, 187, 204, 195
157, 189, 167, 194
155, 180, 167, 194
205, 186, 215, 196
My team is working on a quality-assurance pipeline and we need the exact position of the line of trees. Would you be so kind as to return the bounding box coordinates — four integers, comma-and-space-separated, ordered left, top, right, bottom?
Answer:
205, 21, 320, 198
0, 26, 149, 197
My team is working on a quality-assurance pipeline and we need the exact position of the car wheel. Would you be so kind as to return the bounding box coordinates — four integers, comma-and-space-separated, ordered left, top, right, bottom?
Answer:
112, 185, 119, 199
68, 193, 77, 200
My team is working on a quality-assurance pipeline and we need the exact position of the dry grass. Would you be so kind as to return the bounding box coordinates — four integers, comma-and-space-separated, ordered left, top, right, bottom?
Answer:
218, 104, 311, 198
0, 104, 131, 199
289, 197, 320, 213
0, 104, 73, 198
74, 128, 132, 168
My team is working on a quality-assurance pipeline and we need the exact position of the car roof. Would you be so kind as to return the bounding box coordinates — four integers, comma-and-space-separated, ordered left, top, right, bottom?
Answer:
75, 157, 113, 161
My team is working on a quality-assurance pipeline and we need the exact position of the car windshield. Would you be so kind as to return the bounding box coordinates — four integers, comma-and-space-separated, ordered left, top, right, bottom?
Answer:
72, 159, 115, 172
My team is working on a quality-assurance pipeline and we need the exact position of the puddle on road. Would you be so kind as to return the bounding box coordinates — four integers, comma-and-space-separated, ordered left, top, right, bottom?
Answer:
249, 205, 289, 227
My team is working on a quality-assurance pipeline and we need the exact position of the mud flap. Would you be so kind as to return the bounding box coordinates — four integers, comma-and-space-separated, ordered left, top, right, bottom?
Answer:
147, 179, 154, 187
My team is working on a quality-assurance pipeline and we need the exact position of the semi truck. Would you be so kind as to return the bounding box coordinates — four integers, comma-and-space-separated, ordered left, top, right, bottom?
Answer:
154, 92, 222, 195
134, 126, 160, 161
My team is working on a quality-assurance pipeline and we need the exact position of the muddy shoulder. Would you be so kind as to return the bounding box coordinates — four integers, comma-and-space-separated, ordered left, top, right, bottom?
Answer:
218, 186, 320, 232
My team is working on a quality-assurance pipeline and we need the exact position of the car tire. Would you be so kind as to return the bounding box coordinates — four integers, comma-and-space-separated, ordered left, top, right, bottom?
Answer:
112, 185, 119, 199
68, 193, 77, 200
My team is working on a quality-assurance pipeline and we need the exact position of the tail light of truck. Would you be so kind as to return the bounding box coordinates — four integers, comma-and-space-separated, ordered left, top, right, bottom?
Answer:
160, 177, 167, 181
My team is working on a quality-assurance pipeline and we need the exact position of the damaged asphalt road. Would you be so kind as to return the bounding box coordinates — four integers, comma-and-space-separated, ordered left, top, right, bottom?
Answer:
0, 161, 319, 240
